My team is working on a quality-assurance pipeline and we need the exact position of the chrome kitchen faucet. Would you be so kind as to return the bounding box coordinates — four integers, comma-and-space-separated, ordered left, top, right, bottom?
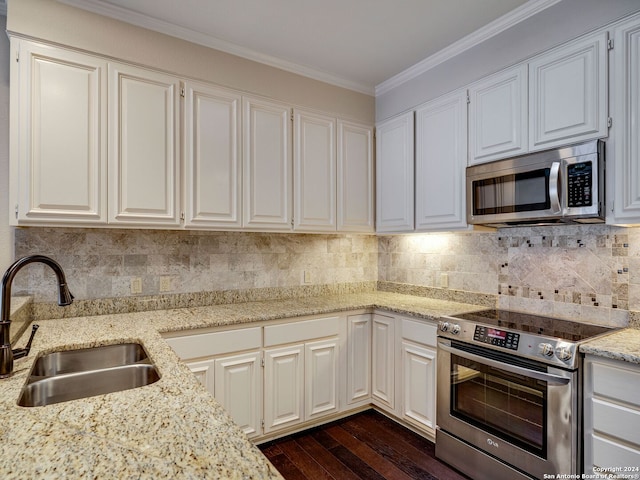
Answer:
0, 255, 74, 378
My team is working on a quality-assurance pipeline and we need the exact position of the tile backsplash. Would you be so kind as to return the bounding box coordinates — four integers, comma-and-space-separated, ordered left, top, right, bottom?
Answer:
13, 224, 640, 327
13, 228, 378, 301
378, 224, 638, 327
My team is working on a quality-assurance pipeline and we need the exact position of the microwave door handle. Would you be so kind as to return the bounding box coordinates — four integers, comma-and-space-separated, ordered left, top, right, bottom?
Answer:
438, 342, 570, 386
549, 161, 561, 214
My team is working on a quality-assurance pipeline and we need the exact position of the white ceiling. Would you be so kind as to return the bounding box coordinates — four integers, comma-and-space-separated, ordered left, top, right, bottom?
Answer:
57, 0, 560, 95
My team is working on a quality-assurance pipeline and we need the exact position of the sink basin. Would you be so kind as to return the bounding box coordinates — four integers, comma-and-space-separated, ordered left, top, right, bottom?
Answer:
17, 343, 160, 407
29, 343, 151, 376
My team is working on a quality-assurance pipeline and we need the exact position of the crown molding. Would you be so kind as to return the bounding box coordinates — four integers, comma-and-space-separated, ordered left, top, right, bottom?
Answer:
375, 0, 563, 96
57, 0, 374, 95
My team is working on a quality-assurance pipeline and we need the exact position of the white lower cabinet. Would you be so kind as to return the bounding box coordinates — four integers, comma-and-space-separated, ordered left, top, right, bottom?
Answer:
371, 313, 395, 410
165, 326, 262, 439
213, 352, 262, 438
165, 310, 440, 442
400, 317, 438, 436
264, 344, 304, 433
305, 339, 339, 420
165, 314, 342, 440
346, 314, 372, 406
584, 355, 640, 474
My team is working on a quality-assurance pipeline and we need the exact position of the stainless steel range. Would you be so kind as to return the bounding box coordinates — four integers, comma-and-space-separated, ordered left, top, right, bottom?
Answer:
435, 309, 618, 480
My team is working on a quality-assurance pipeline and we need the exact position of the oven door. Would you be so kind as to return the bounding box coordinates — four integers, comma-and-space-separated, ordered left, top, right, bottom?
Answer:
436, 338, 578, 479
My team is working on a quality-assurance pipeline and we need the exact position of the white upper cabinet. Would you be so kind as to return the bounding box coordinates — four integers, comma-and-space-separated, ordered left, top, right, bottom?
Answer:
243, 96, 293, 231
11, 40, 107, 224
184, 81, 242, 229
337, 120, 374, 233
415, 90, 468, 231
468, 64, 528, 165
293, 109, 336, 231
610, 14, 640, 224
108, 63, 181, 226
376, 111, 415, 233
529, 32, 608, 151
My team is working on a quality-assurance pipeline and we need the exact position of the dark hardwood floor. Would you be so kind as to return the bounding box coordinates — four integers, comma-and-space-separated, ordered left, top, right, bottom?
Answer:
259, 410, 471, 480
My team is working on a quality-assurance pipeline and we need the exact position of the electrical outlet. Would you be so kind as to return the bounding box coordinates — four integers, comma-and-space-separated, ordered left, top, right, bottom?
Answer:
159, 276, 171, 292
304, 270, 312, 284
440, 273, 449, 288
131, 277, 143, 294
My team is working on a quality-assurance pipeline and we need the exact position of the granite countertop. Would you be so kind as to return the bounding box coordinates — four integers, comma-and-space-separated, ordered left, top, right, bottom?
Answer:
1, 291, 484, 479
580, 328, 640, 364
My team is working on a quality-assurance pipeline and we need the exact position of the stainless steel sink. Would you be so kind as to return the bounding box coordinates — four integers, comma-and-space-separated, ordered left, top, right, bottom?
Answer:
17, 343, 160, 407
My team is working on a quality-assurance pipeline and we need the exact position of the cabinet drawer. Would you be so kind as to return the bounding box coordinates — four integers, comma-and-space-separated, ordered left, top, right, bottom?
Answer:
592, 398, 640, 445
592, 361, 640, 407
264, 316, 339, 347
591, 434, 640, 472
402, 318, 437, 347
166, 327, 262, 360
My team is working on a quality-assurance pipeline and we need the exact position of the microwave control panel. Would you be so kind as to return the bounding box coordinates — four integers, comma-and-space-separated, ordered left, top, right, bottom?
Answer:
567, 161, 592, 207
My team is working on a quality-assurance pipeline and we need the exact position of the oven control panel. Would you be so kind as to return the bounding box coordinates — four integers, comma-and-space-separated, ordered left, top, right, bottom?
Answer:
473, 326, 519, 350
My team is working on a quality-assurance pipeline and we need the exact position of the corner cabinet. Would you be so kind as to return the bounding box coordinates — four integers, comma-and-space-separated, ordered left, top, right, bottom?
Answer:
584, 355, 640, 475
375, 112, 415, 233
108, 63, 182, 226
528, 32, 608, 152
609, 14, 640, 224
415, 90, 468, 231
10, 39, 108, 225
293, 110, 374, 233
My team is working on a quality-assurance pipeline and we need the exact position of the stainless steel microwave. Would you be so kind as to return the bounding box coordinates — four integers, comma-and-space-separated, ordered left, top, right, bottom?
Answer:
466, 140, 604, 227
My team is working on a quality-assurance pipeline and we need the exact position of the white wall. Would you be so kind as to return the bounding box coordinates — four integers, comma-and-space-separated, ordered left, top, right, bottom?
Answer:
376, 0, 640, 121
0, 15, 13, 271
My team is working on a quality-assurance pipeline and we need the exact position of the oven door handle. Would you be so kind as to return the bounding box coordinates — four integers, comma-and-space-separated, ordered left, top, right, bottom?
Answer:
439, 342, 571, 386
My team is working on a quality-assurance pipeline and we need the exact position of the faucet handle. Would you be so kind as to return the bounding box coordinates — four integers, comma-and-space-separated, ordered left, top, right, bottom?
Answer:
13, 324, 39, 360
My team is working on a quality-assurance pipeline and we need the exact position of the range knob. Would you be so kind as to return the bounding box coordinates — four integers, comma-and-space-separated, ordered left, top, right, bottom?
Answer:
439, 321, 450, 332
450, 324, 461, 335
555, 346, 573, 362
538, 343, 555, 357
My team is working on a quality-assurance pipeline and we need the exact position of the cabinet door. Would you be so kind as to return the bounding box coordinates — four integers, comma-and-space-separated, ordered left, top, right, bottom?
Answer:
347, 314, 371, 405
337, 120, 374, 233
243, 97, 292, 230
371, 314, 395, 410
214, 351, 262, 439
305, 339, 339, 420
468, 64, 528, 164
529, 32, 608, 151
184, 81, 242, 228
12, 40, 107, 224
108, 63, 181, 226
183, 358, 216, 395
264, 344, 304, 433
293, 109, 336, 231
401, 342, 436, 434
611, 15, 640, 223
376, 112, 414, 232
415, 90, 468, 231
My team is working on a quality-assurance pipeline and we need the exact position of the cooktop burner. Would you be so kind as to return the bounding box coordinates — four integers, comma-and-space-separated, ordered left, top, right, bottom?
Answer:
451, 309, 615, 342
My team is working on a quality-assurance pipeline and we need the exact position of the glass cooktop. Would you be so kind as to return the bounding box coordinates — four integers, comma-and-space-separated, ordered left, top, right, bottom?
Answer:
450, 309, 616, 342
